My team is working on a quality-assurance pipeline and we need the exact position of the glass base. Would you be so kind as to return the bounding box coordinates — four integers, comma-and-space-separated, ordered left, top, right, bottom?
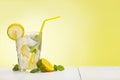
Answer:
19, 69, 31, 72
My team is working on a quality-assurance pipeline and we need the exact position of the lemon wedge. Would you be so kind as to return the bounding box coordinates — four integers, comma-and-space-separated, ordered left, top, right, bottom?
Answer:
7, 23, 24, 40
28, 53, 36, 69
21, 44, 30, 58
41, 58, 54, 72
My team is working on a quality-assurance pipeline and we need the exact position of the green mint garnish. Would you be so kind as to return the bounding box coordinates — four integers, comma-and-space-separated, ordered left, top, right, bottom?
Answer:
54, 64, 57, 71
37, 59, 46, 72
29, 34, 42, 54
32, 35, 41, 43
53, 64, 64, 71
30, 59, 46, 73
30, 68, 39, 73
37, 59, 42, 68
13, 64, 19, 71
29, 44, 39, 53
33, 35, 39, 41
39, 65, 46, 72
57, 65, 64, 71
32, 49, 37, 53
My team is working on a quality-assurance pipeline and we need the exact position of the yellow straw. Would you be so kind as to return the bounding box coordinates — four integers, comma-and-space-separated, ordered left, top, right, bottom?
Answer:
39, 16, 60, 33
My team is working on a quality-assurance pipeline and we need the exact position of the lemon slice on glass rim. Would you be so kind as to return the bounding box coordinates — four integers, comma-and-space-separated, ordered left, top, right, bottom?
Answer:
7, 23, 24, 40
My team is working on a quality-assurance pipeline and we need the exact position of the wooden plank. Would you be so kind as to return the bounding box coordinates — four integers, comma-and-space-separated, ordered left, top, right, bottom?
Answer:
0, 67, 81, 80
79, 67, 120, 80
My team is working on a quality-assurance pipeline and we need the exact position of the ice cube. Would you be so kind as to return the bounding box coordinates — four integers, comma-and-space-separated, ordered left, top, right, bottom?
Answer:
23, 35, 37, 46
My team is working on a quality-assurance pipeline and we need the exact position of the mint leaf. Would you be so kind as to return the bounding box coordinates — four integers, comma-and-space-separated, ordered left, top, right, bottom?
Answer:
57, 65, 64, 71
30, 68, 39, 73
39, 65, 46, 72
32, 35, 41, 43
37, 59, 46, 72
13, 64, 19, 71
54, 64, 64, 71
33, 35, 39, 41
54, 65, 57, 71
29, 44, 39, 53
37, 59, 42, 68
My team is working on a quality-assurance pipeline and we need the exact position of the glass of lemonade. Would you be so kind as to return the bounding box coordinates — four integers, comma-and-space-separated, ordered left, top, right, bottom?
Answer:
16, 32, 42, 71
7, 16, 60, 72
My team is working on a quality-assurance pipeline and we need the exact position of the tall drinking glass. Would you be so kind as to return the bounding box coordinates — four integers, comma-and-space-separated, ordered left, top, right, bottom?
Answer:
16, 32, 42, 71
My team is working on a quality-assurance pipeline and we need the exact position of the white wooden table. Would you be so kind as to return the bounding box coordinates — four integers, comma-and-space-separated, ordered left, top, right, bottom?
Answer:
79, 67, 120, 80
0, 67, 120, 80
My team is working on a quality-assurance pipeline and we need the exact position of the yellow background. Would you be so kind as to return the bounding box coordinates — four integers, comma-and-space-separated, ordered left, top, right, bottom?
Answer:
0, 0, 120, 66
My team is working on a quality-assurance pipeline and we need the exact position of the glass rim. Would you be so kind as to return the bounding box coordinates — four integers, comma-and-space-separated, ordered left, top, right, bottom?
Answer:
24, 32, 42, 35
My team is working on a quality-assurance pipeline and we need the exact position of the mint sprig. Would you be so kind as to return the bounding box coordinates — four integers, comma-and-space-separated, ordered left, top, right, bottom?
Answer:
30, 68, 39, 73
32, 35, 41, 43
54, 65, 57, 71
13, 64, 19, 71
54, 64, 64, 71
36, 59, 42, 68
29, 44, 39, 53
57, 65, 64, 71
30, 59, 46, 73
39, 65, 46, 72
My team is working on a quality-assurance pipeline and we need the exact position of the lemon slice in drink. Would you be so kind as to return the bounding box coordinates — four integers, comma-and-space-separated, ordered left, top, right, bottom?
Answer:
28, 53, 36, 69
7, 23, 24, 40
41, 58, 54, 72
21, 44, 30, 58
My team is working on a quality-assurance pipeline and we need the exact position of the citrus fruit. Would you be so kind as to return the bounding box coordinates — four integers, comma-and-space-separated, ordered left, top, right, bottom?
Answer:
7, 23, 24, 40
41, 58, 54, 72
28, 53, 36, 69
21, 44, 30, 58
